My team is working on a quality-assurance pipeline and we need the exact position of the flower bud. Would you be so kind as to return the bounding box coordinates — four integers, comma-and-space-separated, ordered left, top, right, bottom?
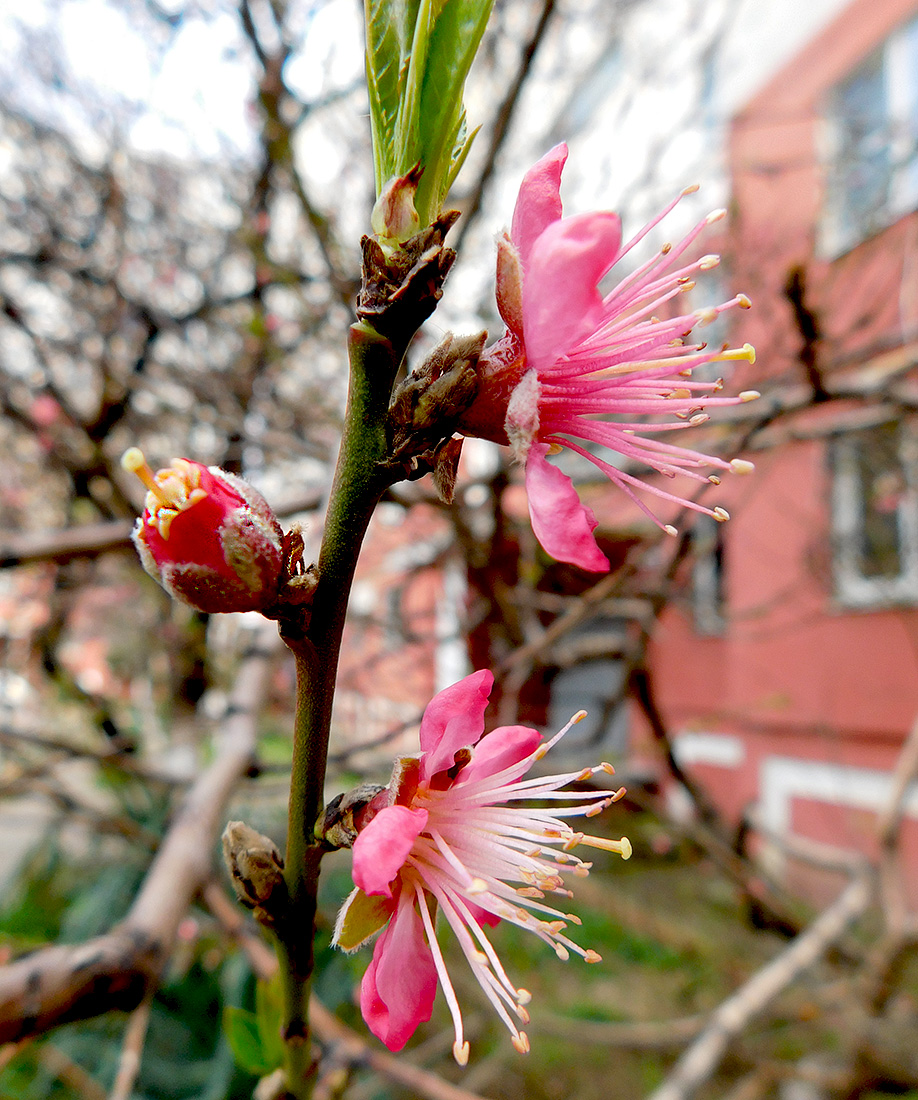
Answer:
122, 448, 284, 614
371, 166, 423, 245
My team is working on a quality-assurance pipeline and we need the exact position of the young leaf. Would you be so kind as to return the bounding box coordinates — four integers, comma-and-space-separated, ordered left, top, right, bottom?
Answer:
223, 1006, 279, 1076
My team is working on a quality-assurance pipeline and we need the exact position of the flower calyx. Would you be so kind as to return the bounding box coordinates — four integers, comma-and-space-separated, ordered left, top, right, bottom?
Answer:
358, 209, 460, 340
386, 330, 485, 499
222, 820, 287, 929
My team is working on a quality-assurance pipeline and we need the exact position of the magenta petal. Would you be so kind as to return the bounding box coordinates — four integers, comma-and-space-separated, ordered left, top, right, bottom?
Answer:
511, 143, 567, 268
460, 725, 542, 784
464, 898, 502, 929
526, 444, 610, 572
522, 211, 622, 371
360, 895, 437, 1051
419, 669, 494, 780
353, 805, 428, 897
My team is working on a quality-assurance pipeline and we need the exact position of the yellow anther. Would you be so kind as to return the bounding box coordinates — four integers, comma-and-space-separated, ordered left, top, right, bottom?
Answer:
708, 475, 721, 485
739, 389, 760, 401
546, 442, 563, 456
699, 254, 720, 269
517, 1005, 531, 1024
121, 448, 177, 508
516, 988, 532, 1005
453, 1041, 470, 1066
671, 388, 692, 399
682, 184, 700, 195
512, 1032, 530, 1054
664, 524, 678, 537
705, 207, 726, 224
554, 944, 570, 961
731, 458, 755, 474
713, 507, 730, 522
584, 949, 602, 963
737, 293, 752, 308
467, 878, 488, 894
575, 834, 632, 859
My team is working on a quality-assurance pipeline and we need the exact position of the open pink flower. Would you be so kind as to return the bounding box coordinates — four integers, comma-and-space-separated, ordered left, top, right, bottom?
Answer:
458, 143, 758, 572
332, 669, 631, 1063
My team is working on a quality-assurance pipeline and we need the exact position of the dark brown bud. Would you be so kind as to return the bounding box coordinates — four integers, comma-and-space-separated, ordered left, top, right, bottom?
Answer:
357, 210, 460, 339
315, 784, 388, 850
388, 330, 485, 463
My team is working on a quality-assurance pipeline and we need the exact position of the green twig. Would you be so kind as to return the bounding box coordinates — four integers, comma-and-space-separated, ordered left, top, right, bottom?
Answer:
274, 320, 404, 1098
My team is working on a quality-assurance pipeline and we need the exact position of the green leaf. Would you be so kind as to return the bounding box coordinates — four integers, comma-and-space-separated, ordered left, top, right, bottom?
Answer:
255, 972, 286, 1070
363, 0, 494, 223
414, 0, 493, 220
222, 1006, 278, 1077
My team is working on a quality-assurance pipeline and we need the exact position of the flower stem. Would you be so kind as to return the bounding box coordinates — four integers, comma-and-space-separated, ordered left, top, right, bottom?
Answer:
274, 320, 403, 1098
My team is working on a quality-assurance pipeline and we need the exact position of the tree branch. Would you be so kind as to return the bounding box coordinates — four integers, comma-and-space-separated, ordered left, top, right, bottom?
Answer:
0, 621, 279, 1043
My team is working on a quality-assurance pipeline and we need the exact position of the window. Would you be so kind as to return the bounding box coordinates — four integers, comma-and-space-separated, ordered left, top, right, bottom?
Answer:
691, 513, 726, 635
831, 421, 918, 607
821, 16, 918, 255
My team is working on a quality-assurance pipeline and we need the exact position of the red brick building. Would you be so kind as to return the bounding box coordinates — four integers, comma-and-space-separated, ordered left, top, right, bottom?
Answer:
643, 0, 918, 902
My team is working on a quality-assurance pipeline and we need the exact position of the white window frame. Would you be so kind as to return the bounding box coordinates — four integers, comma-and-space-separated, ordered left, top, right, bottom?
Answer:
831, 420, 918, 608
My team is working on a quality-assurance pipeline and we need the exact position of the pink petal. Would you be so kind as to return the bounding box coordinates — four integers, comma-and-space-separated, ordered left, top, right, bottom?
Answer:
353, 805, 429, 897
525, 444, 610, 572
459, 724, 542, 784
360, 895, 437, 1051
464, 898, 502, 929
511, 143, 567, 268
522, 211, 622, 371
419, 670, 494, 781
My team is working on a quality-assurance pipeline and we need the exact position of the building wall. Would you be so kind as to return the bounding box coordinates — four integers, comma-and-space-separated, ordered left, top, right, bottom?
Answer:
643, 0, 918, 900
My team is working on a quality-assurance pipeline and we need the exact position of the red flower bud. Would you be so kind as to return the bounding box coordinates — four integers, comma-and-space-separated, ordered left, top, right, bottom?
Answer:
122, 448, 284, 614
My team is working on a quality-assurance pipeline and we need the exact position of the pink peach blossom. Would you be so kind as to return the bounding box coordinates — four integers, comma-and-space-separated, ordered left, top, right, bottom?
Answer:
458, 144, 758, 572
333, 670, 631, 1063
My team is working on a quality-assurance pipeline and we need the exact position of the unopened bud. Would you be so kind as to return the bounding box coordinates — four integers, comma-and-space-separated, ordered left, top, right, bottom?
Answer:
371, 165, 423, 244
123, 450, 284, 614
222, 820, 285, 914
